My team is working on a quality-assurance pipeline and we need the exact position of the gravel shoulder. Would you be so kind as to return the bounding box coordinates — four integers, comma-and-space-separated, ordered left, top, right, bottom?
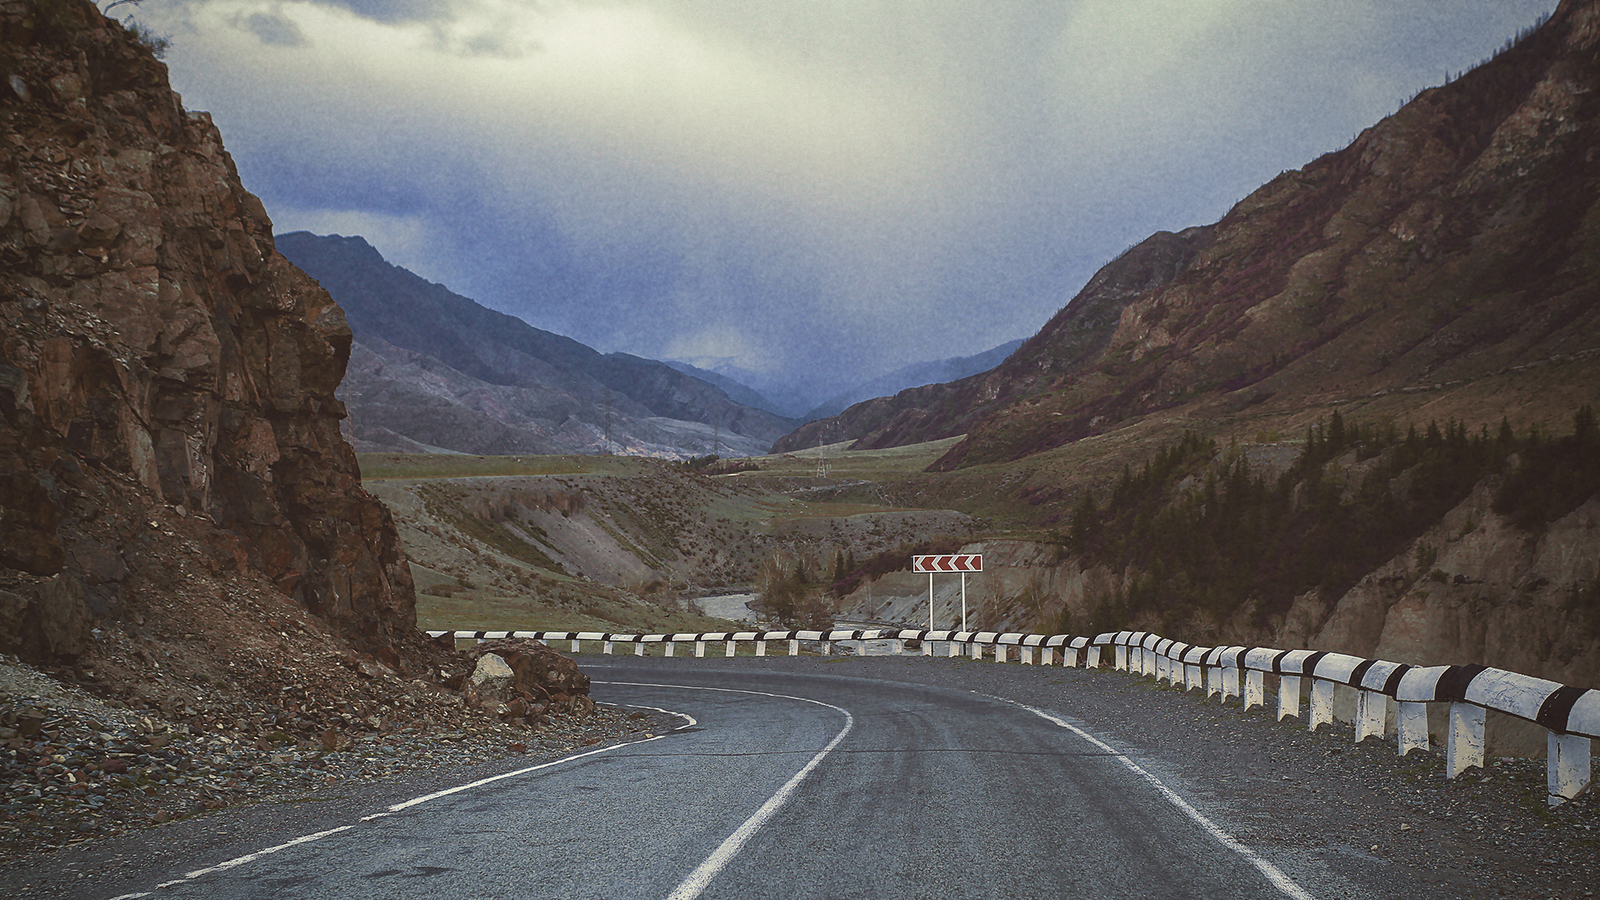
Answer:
0, 652, 675, 898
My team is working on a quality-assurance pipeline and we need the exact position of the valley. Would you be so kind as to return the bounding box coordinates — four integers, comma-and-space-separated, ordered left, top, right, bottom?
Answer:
358, 443, 980, 635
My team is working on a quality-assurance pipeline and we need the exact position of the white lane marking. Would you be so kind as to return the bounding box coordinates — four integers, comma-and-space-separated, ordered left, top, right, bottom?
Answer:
594, 681, 855, 900
104, 704, 693, 900
989, 694, 1317, 900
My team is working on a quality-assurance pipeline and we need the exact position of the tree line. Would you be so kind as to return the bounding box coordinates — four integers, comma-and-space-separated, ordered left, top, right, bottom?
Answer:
1054, 407, 1599, 638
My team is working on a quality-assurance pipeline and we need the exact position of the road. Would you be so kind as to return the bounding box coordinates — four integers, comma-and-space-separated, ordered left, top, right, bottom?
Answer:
54, 657, 1449, 899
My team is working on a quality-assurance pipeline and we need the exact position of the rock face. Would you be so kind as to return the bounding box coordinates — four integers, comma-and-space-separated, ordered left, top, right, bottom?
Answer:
0, 1, 415, 657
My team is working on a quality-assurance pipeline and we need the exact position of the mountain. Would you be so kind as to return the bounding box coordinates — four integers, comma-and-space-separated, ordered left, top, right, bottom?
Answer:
275, 233, 800, 459
800, 339, 1027, 423
772, 227, 1212, 453
783, 0, 1600, 469
661, 359, 791, 419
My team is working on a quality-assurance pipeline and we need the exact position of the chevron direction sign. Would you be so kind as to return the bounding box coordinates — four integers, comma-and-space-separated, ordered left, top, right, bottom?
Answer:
913, 554, 983, 573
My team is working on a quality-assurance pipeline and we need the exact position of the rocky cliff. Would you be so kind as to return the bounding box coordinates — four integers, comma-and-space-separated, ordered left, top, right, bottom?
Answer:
0, 0, 416, 660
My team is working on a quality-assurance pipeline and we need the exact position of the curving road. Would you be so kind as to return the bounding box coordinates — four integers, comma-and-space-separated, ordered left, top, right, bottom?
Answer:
60, 657, 1446, 899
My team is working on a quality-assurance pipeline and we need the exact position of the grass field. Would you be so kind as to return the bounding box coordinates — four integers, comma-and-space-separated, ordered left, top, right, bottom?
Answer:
359, 453, 659, 481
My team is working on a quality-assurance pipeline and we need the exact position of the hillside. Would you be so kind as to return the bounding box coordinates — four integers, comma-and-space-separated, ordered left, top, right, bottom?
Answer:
781, 0, 1600, 469
276, 233, 798, 459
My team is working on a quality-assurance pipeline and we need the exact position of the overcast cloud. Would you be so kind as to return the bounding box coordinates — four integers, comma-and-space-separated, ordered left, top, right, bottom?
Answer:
130, 0, 1558, 410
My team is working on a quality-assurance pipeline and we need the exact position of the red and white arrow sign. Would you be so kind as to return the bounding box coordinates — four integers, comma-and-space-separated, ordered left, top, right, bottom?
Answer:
913, 554, 983, 573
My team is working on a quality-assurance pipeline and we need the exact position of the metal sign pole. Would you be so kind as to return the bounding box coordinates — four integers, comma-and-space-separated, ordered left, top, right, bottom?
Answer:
961, 572, 968, 632
928, 572, 934, 631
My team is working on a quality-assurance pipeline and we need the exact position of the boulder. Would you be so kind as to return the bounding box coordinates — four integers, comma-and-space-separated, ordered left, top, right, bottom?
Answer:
464, 638, 593, 718
469, 653, 516, 700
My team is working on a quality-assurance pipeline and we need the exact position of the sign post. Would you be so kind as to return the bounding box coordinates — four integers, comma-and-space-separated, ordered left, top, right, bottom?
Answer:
912, 554, 983, 632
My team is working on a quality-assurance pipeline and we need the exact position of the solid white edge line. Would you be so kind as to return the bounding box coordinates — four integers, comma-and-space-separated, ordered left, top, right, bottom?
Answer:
593, 680, 855, 900
992, 694, 1317, 900
104, 702, 695, 900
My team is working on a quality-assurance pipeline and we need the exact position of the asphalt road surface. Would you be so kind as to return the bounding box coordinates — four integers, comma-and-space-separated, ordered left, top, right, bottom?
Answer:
56, 657, 1448, 899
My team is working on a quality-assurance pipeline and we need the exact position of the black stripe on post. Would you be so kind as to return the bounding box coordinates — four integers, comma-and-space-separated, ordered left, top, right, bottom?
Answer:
1436, 664, 1489, 702
1300, 651, 1328, 676
1536, 685, 1590, 733
1381, 664, 1412, 696
1347, 659, 1376, 687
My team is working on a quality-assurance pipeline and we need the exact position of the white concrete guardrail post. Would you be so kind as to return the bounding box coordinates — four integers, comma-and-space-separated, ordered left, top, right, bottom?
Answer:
1356, 691, 1386, 742
1279, 676, 1301, 720
1440, 665, 1489, 778
1549, 732, 1592, 807
1397, 701, 1429, 754
1447, 702, 1487, 778
1309, 679, 1335, 732
1396, 666, 1450, 757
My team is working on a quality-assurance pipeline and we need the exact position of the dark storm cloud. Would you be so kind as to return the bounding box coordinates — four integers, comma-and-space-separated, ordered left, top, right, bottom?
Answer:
140, 1, 1561, 407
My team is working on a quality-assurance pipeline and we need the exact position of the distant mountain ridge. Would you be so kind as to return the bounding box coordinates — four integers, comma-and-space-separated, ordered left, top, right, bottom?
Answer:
661, 360, 791, 419
772, 227, 1213, 453
801, 339, 1026, 422
276, 233, 798, 458
780, 0, 1600, 466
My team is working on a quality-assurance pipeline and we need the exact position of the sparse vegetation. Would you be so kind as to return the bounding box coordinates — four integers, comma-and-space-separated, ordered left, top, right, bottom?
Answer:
753, 550, 833, 630
1048, 408, 1600, 638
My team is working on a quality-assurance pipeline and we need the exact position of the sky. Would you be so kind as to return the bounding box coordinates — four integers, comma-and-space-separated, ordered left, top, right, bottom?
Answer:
126, 0, 1560, 413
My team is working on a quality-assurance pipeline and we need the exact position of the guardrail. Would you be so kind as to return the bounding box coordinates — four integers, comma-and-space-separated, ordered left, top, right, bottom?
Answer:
430, 626, 1597, 807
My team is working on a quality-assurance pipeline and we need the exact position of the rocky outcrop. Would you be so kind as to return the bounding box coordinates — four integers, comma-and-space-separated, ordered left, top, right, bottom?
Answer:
1298, 491, 1600, 690
0, 1, 415, 657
